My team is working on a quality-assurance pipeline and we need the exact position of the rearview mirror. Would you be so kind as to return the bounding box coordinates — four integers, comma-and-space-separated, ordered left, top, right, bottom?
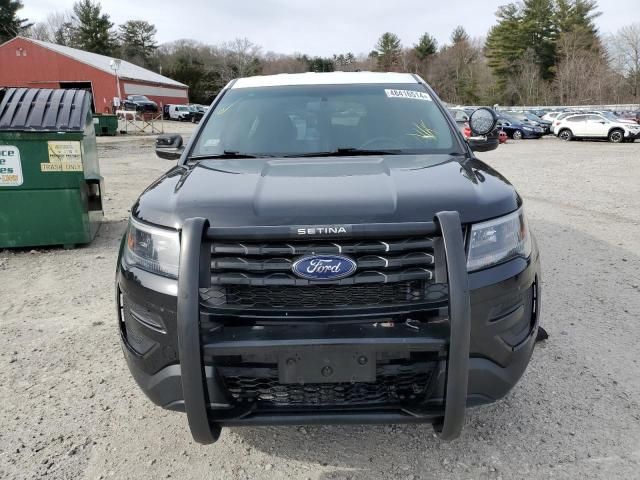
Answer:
155, 134, 184, 160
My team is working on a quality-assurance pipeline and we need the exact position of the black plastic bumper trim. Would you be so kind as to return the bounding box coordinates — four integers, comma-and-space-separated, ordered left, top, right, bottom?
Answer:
202, 323, 449, 357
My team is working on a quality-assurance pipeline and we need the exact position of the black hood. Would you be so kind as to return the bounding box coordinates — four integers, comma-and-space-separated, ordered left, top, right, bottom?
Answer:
133, 154, 520, 229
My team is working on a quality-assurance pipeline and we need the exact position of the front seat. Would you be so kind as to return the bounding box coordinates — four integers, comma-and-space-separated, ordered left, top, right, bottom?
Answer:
247, 111, 297, 154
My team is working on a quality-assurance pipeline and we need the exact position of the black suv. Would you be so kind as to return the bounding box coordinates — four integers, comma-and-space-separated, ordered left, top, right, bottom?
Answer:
116, 72, 541, 443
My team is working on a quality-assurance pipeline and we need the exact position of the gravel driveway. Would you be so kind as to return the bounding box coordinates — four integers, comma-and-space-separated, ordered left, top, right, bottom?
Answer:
1, 130, 639, 479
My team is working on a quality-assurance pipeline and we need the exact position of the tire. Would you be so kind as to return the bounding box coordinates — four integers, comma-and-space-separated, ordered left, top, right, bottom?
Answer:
512, 130, 523, 140
558, 129, 573, 141
608, 129, 624, 143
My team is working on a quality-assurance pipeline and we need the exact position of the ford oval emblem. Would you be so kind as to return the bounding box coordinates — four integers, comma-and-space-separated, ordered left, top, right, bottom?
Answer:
292, 255, 357, 281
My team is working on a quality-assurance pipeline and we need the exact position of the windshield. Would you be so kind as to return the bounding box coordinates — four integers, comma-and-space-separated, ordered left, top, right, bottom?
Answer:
600, 112, 619, 121
500, 114, 519, 123
191, 83, 461, 157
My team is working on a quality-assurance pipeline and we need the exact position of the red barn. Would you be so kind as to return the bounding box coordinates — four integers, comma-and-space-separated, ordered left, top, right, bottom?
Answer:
0, 36, 189, 113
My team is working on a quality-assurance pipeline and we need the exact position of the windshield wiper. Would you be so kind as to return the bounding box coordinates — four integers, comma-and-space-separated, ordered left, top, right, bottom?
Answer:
189, 150, 275, 160
285, 148, 405, 158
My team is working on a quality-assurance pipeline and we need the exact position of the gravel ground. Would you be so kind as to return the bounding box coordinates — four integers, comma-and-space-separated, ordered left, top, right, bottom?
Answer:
1, 128, 639, 480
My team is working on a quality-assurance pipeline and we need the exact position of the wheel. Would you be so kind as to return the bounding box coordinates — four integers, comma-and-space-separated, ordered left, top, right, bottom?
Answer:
558, 129, 573, 141
512, 130, 523, 140
608, 129, 624, 143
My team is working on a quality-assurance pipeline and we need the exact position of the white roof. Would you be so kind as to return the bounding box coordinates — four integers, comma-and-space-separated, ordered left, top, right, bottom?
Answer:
231, 72, 418, 89
22, 37, 187, 88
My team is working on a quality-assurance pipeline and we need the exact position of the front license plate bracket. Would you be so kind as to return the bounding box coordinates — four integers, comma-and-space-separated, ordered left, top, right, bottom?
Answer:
278, 346, 376, 384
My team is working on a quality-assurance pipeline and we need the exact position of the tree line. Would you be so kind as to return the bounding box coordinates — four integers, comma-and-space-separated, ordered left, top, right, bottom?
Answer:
2, 0, 639, 107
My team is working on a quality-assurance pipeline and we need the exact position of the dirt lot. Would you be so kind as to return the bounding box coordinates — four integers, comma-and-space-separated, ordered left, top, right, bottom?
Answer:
1, 126, 639, 480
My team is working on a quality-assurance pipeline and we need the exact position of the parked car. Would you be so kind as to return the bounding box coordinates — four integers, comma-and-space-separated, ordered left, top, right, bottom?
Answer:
497, 114, 544, 139
527, 109, 546, 118
189, 104, 208, 123
122, 95, 158, 113
505, 111, 551, 134
541, 111, 563, 122
618, 111, 640, 124
448, 108, 470, 137
550, 111, 582, 134
167, 104, 192, 121
448, 108, 469, 124
556, 112, 640, 143
118, 71, 541, 444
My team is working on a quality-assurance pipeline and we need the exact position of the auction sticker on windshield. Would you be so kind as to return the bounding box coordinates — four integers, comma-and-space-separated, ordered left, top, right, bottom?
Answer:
385, 89, 432, 101
0, 146, 23, 186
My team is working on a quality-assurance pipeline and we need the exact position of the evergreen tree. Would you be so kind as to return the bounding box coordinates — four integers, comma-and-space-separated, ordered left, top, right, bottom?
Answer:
119, 20, 158, 67
451, 26, 470, 44
414, 33, 438, 61
554, 0, 601, 49
485, 3, 525, 87
520, 0, 557, 79
71, 0, 117, 55
375, 32, 402, 71
300, 55, 334, 72
485, 0, 601, 90
0, 0, 32, 42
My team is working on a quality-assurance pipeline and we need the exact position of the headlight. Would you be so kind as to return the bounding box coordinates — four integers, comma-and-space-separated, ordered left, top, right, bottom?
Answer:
522, 126, 532, 131
123, 217, 180, 277
467, 208, 532, 271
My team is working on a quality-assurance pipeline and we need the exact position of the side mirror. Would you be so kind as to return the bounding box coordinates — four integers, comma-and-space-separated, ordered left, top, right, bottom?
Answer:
467, 133, 499, 152
155, 134, 184, 160
467, 108, 499, 152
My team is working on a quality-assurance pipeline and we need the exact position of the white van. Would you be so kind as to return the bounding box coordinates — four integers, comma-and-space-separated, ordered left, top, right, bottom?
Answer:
167, 105, 192, 121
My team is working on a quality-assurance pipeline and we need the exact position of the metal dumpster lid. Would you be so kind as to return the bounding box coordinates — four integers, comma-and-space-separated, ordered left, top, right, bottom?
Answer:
0, 88, 91, 132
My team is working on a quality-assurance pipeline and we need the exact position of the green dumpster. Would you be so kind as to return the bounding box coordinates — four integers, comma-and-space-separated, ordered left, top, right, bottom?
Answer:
93, 114, 118, 136
0, 87, 104, 248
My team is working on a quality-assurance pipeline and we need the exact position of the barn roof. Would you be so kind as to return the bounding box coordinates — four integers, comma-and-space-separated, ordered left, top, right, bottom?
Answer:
11, 37, 187, 88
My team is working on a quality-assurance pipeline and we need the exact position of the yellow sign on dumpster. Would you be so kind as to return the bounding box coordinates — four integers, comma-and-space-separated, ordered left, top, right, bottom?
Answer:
41, 141, 83, 172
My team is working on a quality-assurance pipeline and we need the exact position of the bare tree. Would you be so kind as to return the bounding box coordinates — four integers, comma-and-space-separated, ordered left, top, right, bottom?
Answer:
26, 11, 76, 44
261, 52, 307, 75
219, 38, 262, 81
609, 23, 640, 101
554, 29, 612, 105
505, 48, 547, 105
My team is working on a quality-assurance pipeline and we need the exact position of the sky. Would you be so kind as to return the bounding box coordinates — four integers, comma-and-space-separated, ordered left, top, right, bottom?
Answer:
20, 0, 640, 56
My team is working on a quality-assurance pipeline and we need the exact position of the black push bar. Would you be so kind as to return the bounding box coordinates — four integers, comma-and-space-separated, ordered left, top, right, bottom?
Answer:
176, 213, 470, 444
177, 217, 220, 444
434, 211, 471, 440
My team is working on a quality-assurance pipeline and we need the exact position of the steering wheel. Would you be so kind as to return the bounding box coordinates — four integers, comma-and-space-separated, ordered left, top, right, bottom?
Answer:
359, 136, 404, 150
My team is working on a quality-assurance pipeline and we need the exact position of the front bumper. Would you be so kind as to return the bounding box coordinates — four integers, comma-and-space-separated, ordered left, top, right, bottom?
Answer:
624, 130, 640, 139
117, 214, 541, 443
522, 129, 544, 138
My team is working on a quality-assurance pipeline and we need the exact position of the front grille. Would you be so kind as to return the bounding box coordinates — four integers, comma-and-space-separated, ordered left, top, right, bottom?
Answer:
220, 363, 434, 408
204, 236, 442, 311
202, 281, 448, 309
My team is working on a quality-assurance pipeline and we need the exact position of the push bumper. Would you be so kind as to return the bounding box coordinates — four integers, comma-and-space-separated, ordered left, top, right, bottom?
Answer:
117, 213, 540, 444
